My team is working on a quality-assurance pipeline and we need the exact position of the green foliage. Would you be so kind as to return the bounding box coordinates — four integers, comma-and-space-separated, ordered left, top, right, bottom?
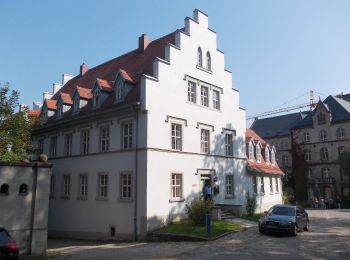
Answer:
283, 194, 290, 204
0, 82, 31, 161
245, 191, 257, 216
241, 213, 264, 222
186, 198, 213, 226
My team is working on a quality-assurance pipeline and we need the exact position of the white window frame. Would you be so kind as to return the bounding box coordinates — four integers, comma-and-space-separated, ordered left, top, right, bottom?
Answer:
320, 147, 328, 161
319, 130, 327, 142
206, 51, 211, 71
120, 172, 132, 200
256, 145, 261, 162
275, 177, 279, 193
97, 173, 108, 200
260, 176, 265, 194
248, 143, 254, 160
271, 150, 276, 165
225, 133, 233, 156
64, 133, 72, 156
187, 81, 196, 103
303, 132, 310, 143
265, 148, 270, 163
322, 167, 330, 179
304, 149, 311, 161
78, 174, 88, 199
81, 129, 90, 155
116, 79, 125, 101
200, 86, 209, 107
170, 173, 183, 201
171, 123, 182, 151
269, 176, 273, 193
225, 174, 234, 197
100, 126, 110, 152
62, 175, 70, 198
252, 176, 258, 194
73, 98, 80, 113
336, 128, 346, 140
212, 89, 220, 110
122, 122, 133, 149
200, 129, 210, 154
197, 47, 203, 67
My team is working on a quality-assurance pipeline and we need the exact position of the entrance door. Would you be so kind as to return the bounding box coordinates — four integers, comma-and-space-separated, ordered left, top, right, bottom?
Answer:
199, 174, 212, 198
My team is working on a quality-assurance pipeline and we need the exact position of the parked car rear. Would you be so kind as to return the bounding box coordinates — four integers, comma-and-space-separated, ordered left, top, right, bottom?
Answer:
0, 226, 19, 259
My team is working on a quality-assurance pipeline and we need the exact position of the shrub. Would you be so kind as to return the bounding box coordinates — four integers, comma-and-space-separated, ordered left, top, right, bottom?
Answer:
245, 191, 257, 216
283, 194, 290, 204
186, 198, 213, 226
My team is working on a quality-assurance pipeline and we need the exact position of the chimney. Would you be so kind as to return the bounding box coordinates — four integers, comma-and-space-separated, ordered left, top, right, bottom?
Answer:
53, 83, 63, 94
43, 92, 53, 102
62, 73, 74, 85
80, 63, 89, 76
138, 34, 150, 52
33, 101, 42, 110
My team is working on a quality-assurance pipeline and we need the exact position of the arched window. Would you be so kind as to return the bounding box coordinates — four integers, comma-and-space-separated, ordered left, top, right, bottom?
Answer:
319, 130, 327, 142
304, 149, 311, 161
265, 148, 270, 163
256, 145, 261, 162
336, 128, 346, 140
0, 184, 9, 195
19, 184, 28, 195
206, 51, 211, 71
322, 167, 330, 179
197, 47, 202, 67
320, 147, 328, 161
303, 132, 310, 143
248, 143, 254, 160
271, 150, 276, 165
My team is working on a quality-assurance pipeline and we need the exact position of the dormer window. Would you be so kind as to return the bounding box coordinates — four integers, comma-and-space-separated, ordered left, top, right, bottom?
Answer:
248, 143, 254, 160
73, 98, 80, 113
265, 148, 270, 163
256, 145, 261, 162
116, 79, 125, 102
271, 150, 276, 165
197, 47, 202, 67
206, 51, 211, 71
93, 90, 100, 108
317, 112, 326, 125
57, 103, 63, 118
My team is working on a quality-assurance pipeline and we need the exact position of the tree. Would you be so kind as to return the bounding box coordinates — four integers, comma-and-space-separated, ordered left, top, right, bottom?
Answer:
0, 82, 31, 161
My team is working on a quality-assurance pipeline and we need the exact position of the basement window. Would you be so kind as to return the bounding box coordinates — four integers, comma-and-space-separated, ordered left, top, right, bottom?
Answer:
0, 184, 9, 195
110, 226, 116, 237
19, 184, 28, 195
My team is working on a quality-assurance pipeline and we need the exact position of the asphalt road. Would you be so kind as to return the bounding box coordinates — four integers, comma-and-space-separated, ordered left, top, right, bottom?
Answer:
47, 209, 350, 260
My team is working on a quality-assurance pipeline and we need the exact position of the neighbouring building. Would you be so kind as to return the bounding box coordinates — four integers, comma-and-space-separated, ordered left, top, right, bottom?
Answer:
31, 10, 252, 240
251, 94, 350, 201
245, 129, 283, 212
0, 161, 52, 255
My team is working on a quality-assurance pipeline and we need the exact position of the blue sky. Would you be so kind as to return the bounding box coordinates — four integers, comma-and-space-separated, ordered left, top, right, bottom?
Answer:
1, 0, 350, 121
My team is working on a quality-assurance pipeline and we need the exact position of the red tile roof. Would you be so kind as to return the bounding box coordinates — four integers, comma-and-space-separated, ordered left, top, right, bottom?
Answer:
28, 109, 41, 117
246, 129, 283, 176
76, 86, 93, 100
45, 99, 57, 110
96, 78, 113, 92
120, 69, 135, 84
60, 93, 73, 105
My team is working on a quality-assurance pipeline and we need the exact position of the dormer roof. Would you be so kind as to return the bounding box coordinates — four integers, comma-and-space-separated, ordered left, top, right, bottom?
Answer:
119, 69, 136, 84
44, 99, 57, 110
96, 78, 114, 92
58, 92, 73, 105
75, 86, 93, 100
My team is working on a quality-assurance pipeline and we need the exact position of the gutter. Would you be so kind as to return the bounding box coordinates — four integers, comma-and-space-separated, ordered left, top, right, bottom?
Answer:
133, 102, 141, 241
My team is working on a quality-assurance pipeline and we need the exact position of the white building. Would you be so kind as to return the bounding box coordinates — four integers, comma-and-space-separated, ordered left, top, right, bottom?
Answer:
32, 10, 280, 240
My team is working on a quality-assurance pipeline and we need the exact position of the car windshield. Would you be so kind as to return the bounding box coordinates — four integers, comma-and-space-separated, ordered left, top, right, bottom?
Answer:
271, 206, 295, 216
0, 229, 9, 243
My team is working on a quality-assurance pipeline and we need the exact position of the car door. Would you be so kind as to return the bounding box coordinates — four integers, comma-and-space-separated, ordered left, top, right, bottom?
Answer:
296, 207, 304, 229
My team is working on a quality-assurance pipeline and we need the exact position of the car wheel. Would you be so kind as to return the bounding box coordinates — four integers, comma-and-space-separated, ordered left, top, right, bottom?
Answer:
292, 224, 298, 236
259, 227, 265, 234
303, 221, 309, 231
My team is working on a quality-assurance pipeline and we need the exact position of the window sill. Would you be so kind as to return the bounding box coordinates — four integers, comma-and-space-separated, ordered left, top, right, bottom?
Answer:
169, 198, 185, 203
77, 196, 88, 201
196, 65, 213, 74
185, 101, 221, 113
118, 197, 133, 203
60, 195, 70, 200
225, 195, 236, 199
96, 196, 108, 201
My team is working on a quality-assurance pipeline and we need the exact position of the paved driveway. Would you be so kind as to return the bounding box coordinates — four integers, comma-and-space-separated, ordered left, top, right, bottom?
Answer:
47, 209, 350, 260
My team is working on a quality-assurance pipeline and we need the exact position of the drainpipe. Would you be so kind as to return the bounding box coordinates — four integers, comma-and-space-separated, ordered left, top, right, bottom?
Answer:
133, 102, 140, 241
29, 163, 38, 255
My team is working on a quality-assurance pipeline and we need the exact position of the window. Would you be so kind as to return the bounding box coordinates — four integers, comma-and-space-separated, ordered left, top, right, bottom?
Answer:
122, 122, 133, 149
225, 134, 233, 156
171, 173, 183, 200
317, 112, 326, 125
322, 167, 330, 179
201, 86, 209, 107
73, 98, 79, 113
271, 150, 276, 165
206, 51, 211, 71
62, 175, 70, 197
79, 175, 88, 198
50, 175, 55, 196
121, 173, 132, 199
197, 47, 202, 67
248, 143, 254, 160
212, 90, 220, 110
320, 147, 328, 161
37, 139, 44, 155
187, 81, 196, 103
0, 184, 9, 195
336, 128, 346, 140
338, 146, 345, 157
64, 133, 72, 156
252, 176, 257, 194
281, 141, 288, 150
265, 148, 270, 163
50, 136, 57, 157
307, 168, 313, 179
98, 174, 108, 199
282, 155, 289, 167
93, 90, 100, 108
116, 79, 125, 101
275, 177, 279, 193
19, 184, 28, 195
81, 129, 90, 155
269, 177, 273, 193
57, 104, 63, 118
225, 175, 234, 196
100, 126, 110, 152
200, 129, 210, 154
260, 177, 265, 194
303, 132, 310, 143
319, 130, 327, 142
171, 123, 182, 151
304, 149, 311, 161
256, 146, 261, 162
